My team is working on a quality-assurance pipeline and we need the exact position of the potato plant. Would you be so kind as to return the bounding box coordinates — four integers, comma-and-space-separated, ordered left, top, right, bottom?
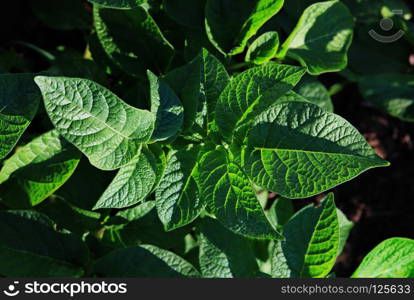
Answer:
0, 0, 413, 278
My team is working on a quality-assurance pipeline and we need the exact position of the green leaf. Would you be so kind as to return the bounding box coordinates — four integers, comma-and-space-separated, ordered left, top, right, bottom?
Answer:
35, 76, 155, 171
0, 130, 81, 208
155, 146, 204, 231
184, 49, 231, 137
93, 245, 200, 277
246, 31, 280, 65
243, 101, 389, 199
215, 63, 305, 142
164, 54, 202, 131
337, 208, 353, 255
352, 238, 414, 278
271, 241, 291, 278
198, 147, 282, 239
94, 5, 174, 76
0, 73, 40, 160
0, 210, 88, 277
279, 0, 354, 75
205, 0, 284, 55
358, 73, 414, 121
148, 71, 184, 142
201, 49, 230, 122
281, 193, 339, 278
94, 145, 165, 209
294, 75, 333, 112
88, 0, 146, 9
199, 217, 259, 278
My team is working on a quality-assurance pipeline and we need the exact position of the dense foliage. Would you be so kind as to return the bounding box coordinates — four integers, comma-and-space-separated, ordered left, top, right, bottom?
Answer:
1, 0, 413, 278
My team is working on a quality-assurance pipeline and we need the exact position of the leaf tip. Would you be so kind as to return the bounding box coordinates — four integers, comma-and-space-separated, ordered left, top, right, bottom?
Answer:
92, 202, 104, 211
34, 75, 48, 87
373, 157, 391, 168
201, 47, 209, 56
146, 69, 156, 78
383, 160, 391, 167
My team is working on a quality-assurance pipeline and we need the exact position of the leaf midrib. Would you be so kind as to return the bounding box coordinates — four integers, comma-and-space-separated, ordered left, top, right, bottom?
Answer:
254, 147, 385, 164
292, 31, 348, 50
52, 86, 135, 141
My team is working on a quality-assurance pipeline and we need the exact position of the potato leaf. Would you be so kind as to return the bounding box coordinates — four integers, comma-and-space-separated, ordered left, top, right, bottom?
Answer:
94, 145, 165, 209
352, 238, 414, 278
200, 49, 230, 122
164, 55, 202, 131
294, 75, 333, 112
198, 147, 282, 239
94, 5, 174, 76
148, 71, 184, 142
155, 146, 205, 231
243, 101, 389, 198
278, 193, 339, 278
205, 0, 284, 55
337, 208, 353, 256
279, 0, 354, 75
245, 31, 280, 65
0, 130, 81, 208
35, 76, 155, 171
215, 63, 305, 142
0, 73, 40, 160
